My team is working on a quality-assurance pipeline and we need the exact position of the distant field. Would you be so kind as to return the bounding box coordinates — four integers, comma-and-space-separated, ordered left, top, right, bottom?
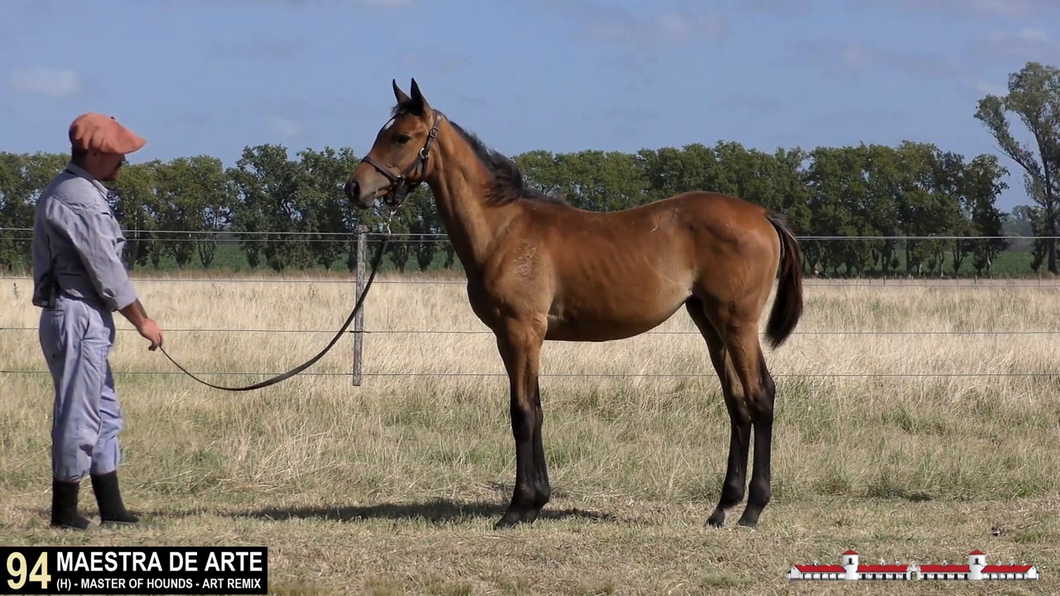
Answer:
1, 273, 1058, 594
4, 232, 1055, 281
150, 239, 1060, 280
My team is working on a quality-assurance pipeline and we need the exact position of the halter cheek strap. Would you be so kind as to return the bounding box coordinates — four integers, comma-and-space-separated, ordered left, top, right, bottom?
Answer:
360, 111, 441, 206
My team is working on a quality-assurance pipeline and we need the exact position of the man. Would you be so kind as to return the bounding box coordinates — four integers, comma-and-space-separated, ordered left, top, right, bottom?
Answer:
32, 112, 165, 530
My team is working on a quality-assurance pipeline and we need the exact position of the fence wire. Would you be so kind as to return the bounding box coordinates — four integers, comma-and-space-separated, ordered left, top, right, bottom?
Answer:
5, 276, 1060, 287
3, 327, 1060, 336
3, 370, 1060, 379
4, 230, 1059, 381
2, 323, 1059, 379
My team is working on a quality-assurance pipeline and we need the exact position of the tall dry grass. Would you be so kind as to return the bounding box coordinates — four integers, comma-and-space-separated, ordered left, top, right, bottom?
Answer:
2, 273, 1059, 594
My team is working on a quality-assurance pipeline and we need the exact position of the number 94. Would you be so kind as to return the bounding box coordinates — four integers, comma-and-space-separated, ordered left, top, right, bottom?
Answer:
7, 552, 51, 590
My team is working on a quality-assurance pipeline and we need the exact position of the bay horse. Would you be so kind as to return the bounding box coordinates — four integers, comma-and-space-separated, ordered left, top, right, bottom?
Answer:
344, 79, 804, 530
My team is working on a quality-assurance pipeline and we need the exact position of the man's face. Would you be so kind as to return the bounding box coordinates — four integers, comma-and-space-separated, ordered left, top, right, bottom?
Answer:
98, 153, 126, 182
85, 151, 126, 182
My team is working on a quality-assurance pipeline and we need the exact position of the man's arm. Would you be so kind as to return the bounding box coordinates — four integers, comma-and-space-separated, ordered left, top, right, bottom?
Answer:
55, 200, 164, 349
119, 298, 150, 328
56, 201, 139, 313
117, 297, 163, 349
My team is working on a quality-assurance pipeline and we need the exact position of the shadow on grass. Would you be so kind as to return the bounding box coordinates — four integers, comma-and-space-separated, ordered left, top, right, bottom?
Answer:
223, 498, 617, 524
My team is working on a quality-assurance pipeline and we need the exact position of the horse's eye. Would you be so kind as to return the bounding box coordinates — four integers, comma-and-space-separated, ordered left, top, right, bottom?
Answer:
396, 134, 411, 144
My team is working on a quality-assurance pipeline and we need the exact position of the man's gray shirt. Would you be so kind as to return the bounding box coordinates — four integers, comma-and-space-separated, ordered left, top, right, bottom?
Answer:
32, 162, 138, 312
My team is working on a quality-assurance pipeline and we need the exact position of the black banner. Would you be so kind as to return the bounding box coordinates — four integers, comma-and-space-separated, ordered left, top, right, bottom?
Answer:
0, 546, 267, 595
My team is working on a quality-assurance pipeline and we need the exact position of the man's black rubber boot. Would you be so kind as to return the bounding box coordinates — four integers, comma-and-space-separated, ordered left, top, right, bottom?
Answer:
51, 479, 92, 530
91, 471, 139, 526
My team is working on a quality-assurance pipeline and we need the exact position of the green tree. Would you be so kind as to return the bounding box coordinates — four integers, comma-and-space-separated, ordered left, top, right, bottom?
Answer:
227, 144, 313, 272
974, 61, 1060, 273
153, 156, 230, 268
109, 161, 162, 269
297, 146, 360, 270
962, 155, 1009, 276
0, 152, 68, 271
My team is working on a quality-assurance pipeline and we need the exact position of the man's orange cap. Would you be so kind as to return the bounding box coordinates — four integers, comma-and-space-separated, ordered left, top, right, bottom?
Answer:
68, 112, 146, 155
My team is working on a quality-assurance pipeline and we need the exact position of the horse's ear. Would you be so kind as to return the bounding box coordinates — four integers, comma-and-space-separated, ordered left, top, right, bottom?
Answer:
409, 77, 431, 113
393, 79, 412, 105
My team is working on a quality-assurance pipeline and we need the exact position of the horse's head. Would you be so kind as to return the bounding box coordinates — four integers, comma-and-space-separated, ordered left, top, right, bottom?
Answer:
345, 78, 441, 210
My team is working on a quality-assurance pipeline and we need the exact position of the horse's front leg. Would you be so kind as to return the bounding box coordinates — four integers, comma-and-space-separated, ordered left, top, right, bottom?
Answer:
494, 315, 549, 529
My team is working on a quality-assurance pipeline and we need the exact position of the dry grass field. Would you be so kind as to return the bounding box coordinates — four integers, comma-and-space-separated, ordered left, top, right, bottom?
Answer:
2, 271, 1060, 595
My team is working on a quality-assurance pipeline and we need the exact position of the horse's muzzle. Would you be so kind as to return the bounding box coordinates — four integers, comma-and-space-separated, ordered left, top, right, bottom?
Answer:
344, 180, 359, 202
344, 180, 380, 209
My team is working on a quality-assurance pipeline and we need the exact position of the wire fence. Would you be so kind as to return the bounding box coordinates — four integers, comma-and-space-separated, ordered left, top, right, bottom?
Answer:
2, 227, 1060, 285
2, 227, 1056, 240
3, 324, 1060, 380
12, 277, 1060, 287
4, 229, 1060, 381
5, 327, 1060, 336
3, 371, 1060, 379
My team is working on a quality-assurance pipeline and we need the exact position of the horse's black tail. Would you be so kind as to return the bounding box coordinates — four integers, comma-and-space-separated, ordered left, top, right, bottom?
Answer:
764, 211, 804, 349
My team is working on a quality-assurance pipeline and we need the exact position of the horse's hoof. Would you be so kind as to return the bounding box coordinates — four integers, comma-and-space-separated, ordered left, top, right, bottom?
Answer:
494, 507, 539, 529
736, 511, 761, 529
494, 512, 523, 529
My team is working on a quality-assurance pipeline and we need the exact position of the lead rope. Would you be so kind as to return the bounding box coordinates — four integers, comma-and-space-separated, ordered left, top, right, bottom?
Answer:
157, 211, 395, 391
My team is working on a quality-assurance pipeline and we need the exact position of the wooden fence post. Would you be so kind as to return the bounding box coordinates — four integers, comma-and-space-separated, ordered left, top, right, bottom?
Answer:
352, 225, 368, 386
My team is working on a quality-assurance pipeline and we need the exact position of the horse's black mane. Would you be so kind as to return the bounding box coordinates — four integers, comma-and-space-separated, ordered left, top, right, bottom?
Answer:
391, 102, 567, 206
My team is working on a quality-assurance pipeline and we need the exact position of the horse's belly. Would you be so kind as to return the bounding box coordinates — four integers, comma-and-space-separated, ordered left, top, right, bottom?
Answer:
544, 292, 688, 342
544, 317, 664, 342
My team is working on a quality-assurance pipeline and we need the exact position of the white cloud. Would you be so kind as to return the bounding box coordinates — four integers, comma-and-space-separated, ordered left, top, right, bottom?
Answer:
969, 80, 1008, 97
655, 12, 726, 41
976, 28, 1058, 61
8, 67, 80, 98
892, 0, 1060, 18
267, 116, 301, 137
1016, 28, 1049, 43
966, 0, 1056, 17
401, 49, 471, 74
840, 44, 877, 71
789, 39, 965, 80
356, 0, 412, 6
589, 10, 728, 46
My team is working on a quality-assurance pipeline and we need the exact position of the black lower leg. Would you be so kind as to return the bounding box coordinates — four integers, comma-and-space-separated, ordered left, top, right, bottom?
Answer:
737, 361, 776, 528
91, 471, 139, 525
736, 417, 772, 528
51, 479, 91, 530
526, 398, 551, 521
496, 402, 538, 529
707, 417, 750, 527
494, 324, 547, 530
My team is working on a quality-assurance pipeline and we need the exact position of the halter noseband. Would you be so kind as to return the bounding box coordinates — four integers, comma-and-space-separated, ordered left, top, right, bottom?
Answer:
360, 111, 441, 207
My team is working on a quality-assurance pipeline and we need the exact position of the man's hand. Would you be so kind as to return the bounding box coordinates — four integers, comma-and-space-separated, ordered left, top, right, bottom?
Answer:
136, 318, 164, 351
119, 298, 163, 351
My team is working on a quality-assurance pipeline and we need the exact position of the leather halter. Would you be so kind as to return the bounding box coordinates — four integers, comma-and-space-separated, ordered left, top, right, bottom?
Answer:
359, 111, 441, 207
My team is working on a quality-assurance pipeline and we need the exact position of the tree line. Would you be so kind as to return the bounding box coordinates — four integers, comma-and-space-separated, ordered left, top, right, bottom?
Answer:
1, 61, 1058, 278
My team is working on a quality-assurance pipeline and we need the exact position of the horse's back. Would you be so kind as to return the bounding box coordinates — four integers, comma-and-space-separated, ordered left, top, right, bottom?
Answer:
540, 189, 773, 230
513, 190, 780, 276
621, 191, 782, 264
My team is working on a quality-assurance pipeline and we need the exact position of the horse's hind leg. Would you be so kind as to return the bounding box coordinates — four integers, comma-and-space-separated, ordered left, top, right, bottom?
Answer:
684, 298, 750, 528
737, 344, 777, 528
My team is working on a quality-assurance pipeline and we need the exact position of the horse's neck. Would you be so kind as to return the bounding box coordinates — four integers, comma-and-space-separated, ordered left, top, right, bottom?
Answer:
425, 136, 512, 273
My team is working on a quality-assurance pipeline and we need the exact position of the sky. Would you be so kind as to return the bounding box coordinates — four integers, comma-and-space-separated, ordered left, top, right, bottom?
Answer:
2, 0, 1058, 213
